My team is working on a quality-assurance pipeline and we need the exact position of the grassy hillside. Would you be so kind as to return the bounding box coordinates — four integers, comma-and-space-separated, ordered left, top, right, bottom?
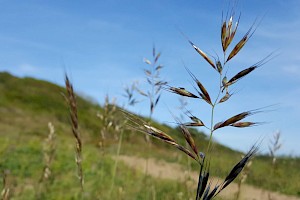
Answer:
0, 72, 299, 199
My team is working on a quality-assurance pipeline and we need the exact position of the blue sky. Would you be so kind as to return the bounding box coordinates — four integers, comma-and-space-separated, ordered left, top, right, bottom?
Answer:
0, 0, 300, 156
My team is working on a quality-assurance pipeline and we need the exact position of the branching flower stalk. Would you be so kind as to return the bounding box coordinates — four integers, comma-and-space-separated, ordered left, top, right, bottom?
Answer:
141, 46, 168, 121
97, 95, 118, 146
65, 75, 84, 191
268, 131, 282, 200
128, 7, 272, 200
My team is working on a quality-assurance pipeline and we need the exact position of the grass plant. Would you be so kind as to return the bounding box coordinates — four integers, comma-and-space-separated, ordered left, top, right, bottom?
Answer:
127, 6, 273, 200
1, 72, 300, 198
36, 122, 56, 199
64, 75, 84, 191
139, 46, 168, 120
268, 131, 282, 200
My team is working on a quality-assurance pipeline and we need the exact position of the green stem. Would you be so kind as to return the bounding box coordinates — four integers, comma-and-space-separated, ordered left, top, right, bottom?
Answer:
206, 74, 223, 154
109, 131, 123, 197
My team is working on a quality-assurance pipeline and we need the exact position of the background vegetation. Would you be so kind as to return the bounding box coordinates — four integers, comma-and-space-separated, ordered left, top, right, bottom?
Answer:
0, 72, 299, 199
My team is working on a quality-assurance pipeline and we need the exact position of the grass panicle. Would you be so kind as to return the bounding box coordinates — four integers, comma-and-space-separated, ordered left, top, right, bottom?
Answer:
64, 75, 84, 191
40, 122, 56, 182
129, 4, 271, 200
269, 131, 282, 165
123, 81, 140, 106
267, 131, 282, 200
97, 95, 120, 143
140, 46, 168, 117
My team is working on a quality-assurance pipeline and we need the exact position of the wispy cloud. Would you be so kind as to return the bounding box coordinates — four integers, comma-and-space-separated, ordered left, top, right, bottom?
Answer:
17, 64, 38, 74
87, 19, 123, 31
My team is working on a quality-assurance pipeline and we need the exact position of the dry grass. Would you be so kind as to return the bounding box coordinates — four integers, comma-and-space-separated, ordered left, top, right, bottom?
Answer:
64, 75, 84, 191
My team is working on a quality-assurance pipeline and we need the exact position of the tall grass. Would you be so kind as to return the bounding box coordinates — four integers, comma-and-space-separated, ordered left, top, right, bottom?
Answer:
36, 122, 56, 199
127, 6, 273, 200
64, 75, 84, 191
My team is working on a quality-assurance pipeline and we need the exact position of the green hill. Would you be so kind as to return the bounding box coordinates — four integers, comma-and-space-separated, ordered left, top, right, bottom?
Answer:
0, 72, 299, 199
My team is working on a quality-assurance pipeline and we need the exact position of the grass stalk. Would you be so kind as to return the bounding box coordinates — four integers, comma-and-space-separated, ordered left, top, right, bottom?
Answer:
109, 130, 124, 196
36, 122, 56, 199
65, 75, 84, 192
129, 5, 270, 200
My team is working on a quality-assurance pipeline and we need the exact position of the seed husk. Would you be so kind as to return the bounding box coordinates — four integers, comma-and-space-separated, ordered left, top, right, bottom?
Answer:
214, 111, 252, 130
185, 67, 212, 104
230, 122, 257, 128
226, 66, 257, 87
218, 92, 232, 104
222, 14, 240, 52
216, 60, 223, 74
226, 20, 256, 62
179, 125, 199, 159
168, 87, 199, 98
188, 40, 216, 70
225, 53, 274, 88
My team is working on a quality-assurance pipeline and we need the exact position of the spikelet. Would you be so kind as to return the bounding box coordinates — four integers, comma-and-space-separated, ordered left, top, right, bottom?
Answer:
188, 40, 216, 70
221, 13, 240, 52
168, 87, 199, 98
226, 20, 257, 62
185, 67, 212, 104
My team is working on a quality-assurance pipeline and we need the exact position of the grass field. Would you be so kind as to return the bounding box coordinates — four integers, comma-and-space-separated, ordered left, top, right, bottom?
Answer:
0, 72, 299, 199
